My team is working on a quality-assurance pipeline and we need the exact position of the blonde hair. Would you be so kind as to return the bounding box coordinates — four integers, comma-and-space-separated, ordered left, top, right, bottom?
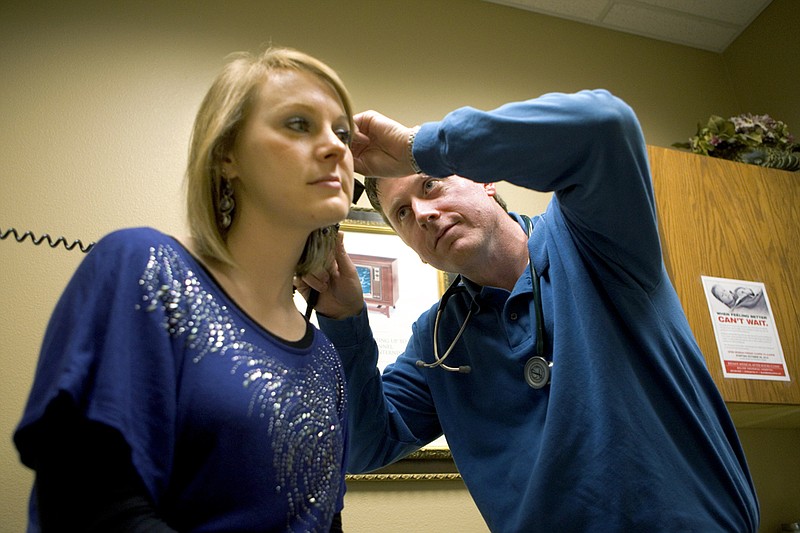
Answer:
185, 47, 354, 275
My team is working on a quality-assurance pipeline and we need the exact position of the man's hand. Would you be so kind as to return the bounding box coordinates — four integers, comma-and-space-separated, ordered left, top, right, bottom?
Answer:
351, 110, 417, 177
296, 232, 364, 320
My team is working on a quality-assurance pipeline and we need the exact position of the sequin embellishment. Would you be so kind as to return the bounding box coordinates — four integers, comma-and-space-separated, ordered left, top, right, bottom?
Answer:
135, 244, 345, 531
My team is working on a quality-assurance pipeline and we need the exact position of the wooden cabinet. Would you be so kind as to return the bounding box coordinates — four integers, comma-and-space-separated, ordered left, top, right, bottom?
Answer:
648, 146, 799, 405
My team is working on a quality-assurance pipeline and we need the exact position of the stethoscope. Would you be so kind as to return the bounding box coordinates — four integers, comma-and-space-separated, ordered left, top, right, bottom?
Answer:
415, 216, 552, 389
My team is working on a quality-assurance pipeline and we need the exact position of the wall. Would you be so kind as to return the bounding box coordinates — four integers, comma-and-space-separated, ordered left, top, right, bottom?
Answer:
722, 2, 800, 529
724, 0, 799, 131
0, 1, 797, 531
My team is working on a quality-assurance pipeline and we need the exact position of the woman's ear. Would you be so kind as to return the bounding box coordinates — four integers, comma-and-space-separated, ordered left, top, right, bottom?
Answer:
221, 154, 237, 180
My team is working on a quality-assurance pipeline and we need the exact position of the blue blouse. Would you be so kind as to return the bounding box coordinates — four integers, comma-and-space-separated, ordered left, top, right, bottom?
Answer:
16, 227, 348, 532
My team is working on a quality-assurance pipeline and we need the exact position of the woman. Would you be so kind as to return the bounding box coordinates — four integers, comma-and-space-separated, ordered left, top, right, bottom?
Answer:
14, 47, 355, 532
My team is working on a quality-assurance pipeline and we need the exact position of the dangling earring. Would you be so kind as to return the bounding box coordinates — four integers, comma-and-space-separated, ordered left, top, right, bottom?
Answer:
219, 175, 235, 230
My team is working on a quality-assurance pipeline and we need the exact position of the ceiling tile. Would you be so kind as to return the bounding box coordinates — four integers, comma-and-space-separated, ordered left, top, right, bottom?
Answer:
481, 0, 773, 52
636, 0, 772, 26
486, 0, 610, 23
604, 3, 741, 52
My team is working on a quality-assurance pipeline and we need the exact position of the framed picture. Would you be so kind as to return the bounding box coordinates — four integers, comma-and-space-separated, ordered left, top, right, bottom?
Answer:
298, 208, 458, 480
345, 447, 460, 482
438, 270, 459, 295
337, 208, 442, 371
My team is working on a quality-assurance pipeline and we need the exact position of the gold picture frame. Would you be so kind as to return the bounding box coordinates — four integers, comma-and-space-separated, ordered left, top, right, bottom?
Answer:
345, 447, 460, 482
338, 208, 443, 370
339, 209, 459, 481
342, 208, 454, 297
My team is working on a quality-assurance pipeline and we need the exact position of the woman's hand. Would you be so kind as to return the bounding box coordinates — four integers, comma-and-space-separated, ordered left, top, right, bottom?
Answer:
296, 232, 364, 319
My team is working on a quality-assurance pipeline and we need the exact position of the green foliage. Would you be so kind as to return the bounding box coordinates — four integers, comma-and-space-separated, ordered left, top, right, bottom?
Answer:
673, 114, 798, 161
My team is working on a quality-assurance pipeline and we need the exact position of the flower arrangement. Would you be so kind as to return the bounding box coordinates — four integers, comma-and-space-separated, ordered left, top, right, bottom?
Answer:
673, 113, 799, 171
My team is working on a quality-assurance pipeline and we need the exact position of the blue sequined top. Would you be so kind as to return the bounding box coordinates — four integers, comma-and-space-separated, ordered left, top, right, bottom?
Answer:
16, 227, 348, 532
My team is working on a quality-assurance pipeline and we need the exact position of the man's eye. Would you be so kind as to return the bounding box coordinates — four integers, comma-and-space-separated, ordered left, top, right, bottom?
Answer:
396, 207, 409, 222
424, 179, 439, 192
286, 117, 310, 132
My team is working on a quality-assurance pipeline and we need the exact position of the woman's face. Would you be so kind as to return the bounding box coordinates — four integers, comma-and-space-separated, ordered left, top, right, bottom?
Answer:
224, 68, 354, 233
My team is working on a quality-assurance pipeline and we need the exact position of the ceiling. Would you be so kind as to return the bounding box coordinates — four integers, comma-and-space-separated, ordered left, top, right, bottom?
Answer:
482, 0, 773, 53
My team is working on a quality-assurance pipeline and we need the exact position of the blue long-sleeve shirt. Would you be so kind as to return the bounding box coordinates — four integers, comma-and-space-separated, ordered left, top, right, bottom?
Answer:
320, 90, 758, 532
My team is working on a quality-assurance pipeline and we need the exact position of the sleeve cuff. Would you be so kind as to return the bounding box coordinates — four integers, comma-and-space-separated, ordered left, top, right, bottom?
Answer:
411, 122, 452, 178
317, 304, 371, 350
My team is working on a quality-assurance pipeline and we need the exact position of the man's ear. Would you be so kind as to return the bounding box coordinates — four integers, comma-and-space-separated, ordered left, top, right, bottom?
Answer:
483, 182, 497, 197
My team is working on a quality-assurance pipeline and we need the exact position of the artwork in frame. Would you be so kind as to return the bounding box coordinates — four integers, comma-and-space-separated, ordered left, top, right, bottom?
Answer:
297, 207, 459, 481
337, 208, 442, 370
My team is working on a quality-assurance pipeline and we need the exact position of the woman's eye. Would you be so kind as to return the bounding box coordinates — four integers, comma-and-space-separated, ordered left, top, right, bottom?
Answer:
286, 117, 311, 132
335, 128, 352, 145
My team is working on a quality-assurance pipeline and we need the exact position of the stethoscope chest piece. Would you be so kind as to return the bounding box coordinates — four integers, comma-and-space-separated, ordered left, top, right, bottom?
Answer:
524, 356, 552, 389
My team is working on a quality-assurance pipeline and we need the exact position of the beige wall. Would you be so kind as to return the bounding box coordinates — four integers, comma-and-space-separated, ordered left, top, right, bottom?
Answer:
724, 0, 799, 132
1, 1, 797, 531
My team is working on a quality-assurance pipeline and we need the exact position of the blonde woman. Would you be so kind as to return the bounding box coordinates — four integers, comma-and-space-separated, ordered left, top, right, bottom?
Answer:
15, 48, 355, 532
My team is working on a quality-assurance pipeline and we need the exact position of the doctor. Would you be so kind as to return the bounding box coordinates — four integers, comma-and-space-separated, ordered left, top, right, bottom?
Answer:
302, 89, 759, 532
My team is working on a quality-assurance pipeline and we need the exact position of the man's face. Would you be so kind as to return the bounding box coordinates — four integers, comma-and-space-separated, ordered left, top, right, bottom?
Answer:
377, 174, 500, 273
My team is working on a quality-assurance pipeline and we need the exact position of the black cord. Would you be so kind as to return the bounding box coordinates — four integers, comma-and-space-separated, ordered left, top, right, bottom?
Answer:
1, 227, 95, 253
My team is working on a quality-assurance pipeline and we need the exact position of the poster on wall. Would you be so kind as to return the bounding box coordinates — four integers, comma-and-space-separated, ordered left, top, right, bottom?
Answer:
701, 275, 789, 381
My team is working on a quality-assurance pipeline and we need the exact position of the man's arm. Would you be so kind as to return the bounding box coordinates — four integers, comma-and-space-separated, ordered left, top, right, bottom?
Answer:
317, 306, 436, 473
302, 234, 435, 472
413, 89, 662, 289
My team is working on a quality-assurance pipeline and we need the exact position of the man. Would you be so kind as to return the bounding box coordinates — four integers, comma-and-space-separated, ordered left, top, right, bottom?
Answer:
303, 90, 759, 531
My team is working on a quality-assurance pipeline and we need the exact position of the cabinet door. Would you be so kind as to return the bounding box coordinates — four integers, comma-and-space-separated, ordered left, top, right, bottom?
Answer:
648, 146, 799, 404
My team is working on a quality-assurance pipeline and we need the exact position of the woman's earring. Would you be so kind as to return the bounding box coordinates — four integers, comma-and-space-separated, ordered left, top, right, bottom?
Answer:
219, 176, 235, 230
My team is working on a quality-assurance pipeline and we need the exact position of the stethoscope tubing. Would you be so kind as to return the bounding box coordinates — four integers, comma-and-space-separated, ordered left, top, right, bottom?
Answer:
416, 276, 473, 373
417, 215, 551, 387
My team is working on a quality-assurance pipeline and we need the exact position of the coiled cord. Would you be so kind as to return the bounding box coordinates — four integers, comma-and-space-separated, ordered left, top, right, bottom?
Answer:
1, 227, 94, 253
